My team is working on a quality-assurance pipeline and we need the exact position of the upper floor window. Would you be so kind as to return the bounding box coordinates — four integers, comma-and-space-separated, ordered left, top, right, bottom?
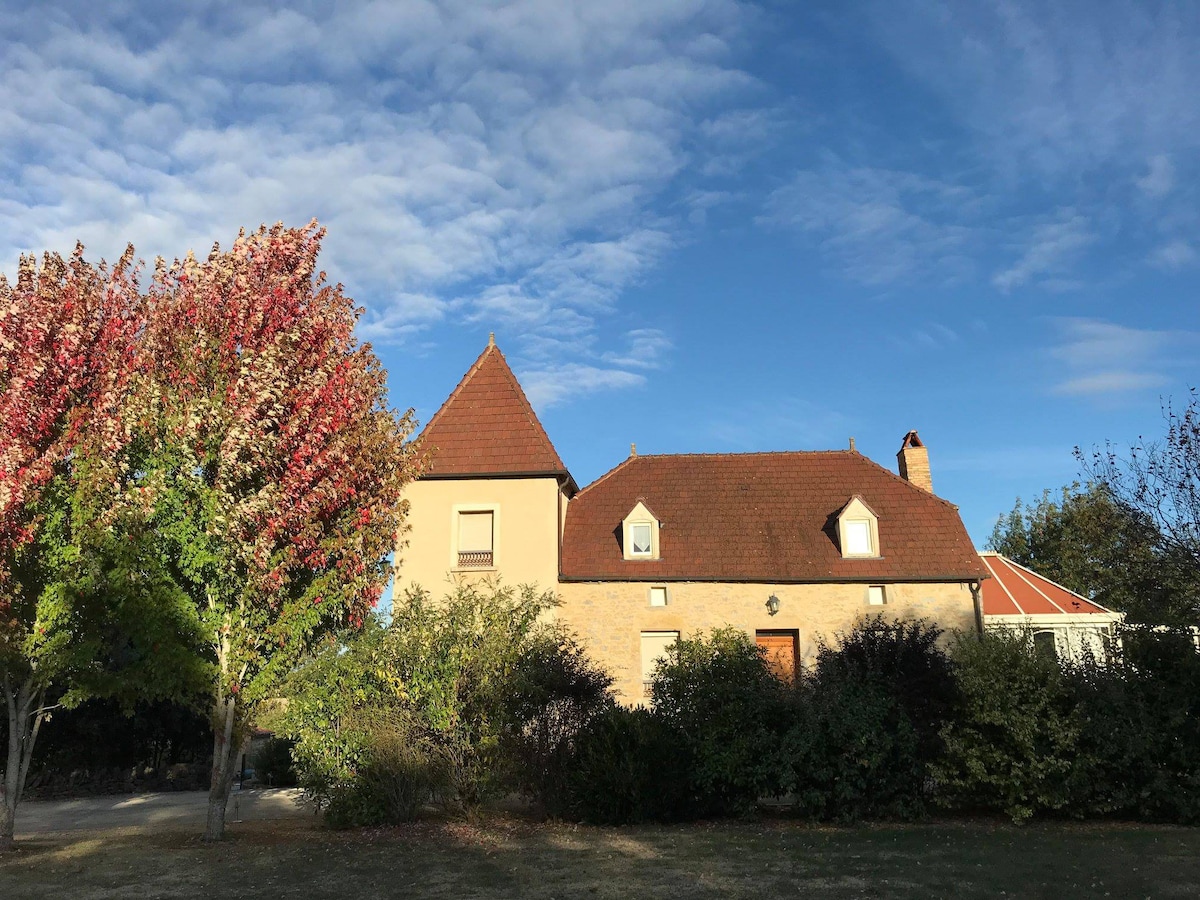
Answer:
836, 496, 880, 558
622, 500, 661, 560
457, 510, 494, 569
630, 523, 653, 556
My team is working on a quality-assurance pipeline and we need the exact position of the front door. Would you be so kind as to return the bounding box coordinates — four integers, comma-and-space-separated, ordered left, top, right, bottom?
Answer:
756, 630, 799, 682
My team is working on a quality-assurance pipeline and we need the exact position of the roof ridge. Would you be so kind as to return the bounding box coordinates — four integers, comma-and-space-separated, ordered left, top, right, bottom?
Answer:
495, 346, 569, 474
573, 454, 638, 498
630, 449, 859, 460
418, 342, 494, 440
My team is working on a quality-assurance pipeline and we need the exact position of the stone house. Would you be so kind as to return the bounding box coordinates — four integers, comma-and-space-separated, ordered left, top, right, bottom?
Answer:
397, 338, 988, 702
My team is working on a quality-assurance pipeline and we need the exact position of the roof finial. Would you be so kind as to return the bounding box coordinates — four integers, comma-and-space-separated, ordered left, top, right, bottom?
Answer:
849, 436, 856, 451
488, 331, 495, 348
630, 442, 637, 458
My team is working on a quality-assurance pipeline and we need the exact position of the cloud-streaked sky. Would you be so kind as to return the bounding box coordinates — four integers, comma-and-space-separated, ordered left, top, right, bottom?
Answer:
4, 0, 1198, 542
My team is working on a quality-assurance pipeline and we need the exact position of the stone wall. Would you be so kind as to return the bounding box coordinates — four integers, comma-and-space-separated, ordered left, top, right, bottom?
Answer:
557, 580, 977, 703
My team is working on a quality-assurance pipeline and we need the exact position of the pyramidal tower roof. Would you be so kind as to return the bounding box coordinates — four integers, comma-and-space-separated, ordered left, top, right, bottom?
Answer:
418, 337, 573, 487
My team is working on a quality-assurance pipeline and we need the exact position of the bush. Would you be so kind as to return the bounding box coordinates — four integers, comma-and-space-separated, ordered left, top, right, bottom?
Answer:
1067, 626, 1200, 823
565, 704, 693, 824
650, 627, 792, 815
775, 618, 953, 822
324, 711, 452, 828
784, 674, 922, 822
933, 631, 1081, 822
498, 631, 613, 816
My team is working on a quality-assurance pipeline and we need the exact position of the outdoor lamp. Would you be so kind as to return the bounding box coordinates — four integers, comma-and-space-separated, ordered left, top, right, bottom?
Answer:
766, 594, 780, 616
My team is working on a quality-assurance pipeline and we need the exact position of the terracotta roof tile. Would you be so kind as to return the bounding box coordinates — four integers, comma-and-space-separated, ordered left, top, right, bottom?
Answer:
560, 451, 987, 582
418, 342, 572, 481
979, 553, 1116, 616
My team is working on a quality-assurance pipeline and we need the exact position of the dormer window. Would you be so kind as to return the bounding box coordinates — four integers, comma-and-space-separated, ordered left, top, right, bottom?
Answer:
622, 500, 661, 560
836, 496, 880, 559
630, 523, 653, 556
844, 520, 873, 556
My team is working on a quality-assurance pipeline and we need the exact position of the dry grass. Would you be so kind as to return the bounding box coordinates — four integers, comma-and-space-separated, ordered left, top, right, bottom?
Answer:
2, 812, 1199, 899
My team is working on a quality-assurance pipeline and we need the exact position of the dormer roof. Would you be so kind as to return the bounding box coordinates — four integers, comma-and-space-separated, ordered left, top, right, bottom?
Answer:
418, 340, 575, 490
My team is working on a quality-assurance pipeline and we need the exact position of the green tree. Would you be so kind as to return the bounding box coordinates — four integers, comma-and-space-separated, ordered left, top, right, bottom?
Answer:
1079, 390, 1200, 622
988, 483, 1199, 624
1, 247, 204, 850
109, 222, 418, 840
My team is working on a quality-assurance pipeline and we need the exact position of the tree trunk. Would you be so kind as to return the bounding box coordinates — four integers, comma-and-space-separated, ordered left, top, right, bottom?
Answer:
204, 694, 239, 841
2, 674, 44, 852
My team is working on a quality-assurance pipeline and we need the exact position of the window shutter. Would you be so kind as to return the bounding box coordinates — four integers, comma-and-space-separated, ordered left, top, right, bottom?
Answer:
458, 511, 494, 552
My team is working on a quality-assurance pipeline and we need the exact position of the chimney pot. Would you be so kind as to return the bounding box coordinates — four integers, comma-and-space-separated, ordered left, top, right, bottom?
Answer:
630, 442, 637, 458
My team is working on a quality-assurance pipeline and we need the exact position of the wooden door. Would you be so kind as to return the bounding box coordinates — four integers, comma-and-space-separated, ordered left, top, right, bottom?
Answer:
756, 630, 799, 682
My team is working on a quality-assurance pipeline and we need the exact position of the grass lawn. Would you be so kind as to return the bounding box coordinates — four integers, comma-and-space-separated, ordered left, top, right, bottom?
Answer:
2, 812, 1198, 899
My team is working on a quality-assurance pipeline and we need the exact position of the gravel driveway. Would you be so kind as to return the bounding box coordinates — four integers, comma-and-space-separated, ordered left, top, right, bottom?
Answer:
14, 788, 312, 836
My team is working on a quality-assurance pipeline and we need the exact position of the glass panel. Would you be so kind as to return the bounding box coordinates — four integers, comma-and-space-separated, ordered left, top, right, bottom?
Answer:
845, 519, 872, 555
868, 585, 885, 606
649, 586, 668, 607
631, 522, 652, 554
1033, 631, 1058, 661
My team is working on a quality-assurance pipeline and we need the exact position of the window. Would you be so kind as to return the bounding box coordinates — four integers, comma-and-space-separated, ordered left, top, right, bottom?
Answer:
867, 585, 886, 606
649, 586, 668, 607
845, 520, 873, 555
457, 510, 494, 568
1033, 630, 1058, 661
836, 496, 880, 558
621, 501, 661, 560
641, 631, 678, 695
630, 523, 653, 556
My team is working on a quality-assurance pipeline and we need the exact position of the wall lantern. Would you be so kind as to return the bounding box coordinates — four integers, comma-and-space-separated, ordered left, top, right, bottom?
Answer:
766, 594, 780, 616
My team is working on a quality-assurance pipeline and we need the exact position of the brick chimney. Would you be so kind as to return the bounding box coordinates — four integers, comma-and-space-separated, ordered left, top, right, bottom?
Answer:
897, 430, 933, 493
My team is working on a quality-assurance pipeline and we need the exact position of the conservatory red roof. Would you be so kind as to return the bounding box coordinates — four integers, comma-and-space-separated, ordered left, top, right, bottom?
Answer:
979, 553, 1115, 616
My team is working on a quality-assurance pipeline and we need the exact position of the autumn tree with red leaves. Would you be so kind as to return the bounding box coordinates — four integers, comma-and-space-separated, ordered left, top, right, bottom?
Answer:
119, 222, 418, 840
0, 247, 144, 850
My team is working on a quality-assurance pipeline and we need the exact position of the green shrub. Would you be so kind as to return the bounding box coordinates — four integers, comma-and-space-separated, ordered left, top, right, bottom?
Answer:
650, 627, 792, 815
784, 674, 922, 822
780, 617, 957, 822
250, 736, 297, 787
933, 631, 1081, 822
323, 711, 453, 828
498, 631, 613, 816
566, 704, 693, 824
1067, 627, 1200, 823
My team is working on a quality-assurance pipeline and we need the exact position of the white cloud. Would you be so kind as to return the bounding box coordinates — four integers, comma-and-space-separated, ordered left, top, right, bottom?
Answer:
0, 0, 763, 402
992, 212, 1094, 291
1150, 239, 1198, 270
868, 2, 1200, 177
519, 363, 646, 408
1047, 318, 1195, 398
760, 163, 978, 285
1054, 371, 1169, 396
1137, 154, 1176, 197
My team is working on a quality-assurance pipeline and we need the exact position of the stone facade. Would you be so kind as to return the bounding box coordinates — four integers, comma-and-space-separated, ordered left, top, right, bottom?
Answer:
557, 579, 977, 703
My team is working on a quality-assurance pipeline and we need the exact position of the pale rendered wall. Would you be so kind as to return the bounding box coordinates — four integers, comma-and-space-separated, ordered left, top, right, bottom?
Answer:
558, 580, 977, 703
395, 476, 564, 599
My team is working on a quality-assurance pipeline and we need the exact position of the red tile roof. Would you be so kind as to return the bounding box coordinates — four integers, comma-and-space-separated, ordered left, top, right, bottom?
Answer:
560, 451, 987, 582
979, 553, 1116, 616
418, 341, 573, 484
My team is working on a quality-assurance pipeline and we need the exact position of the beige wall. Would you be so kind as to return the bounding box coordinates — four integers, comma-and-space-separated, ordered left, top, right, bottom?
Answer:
558, 580, 977, 703
395, 476, 564, 599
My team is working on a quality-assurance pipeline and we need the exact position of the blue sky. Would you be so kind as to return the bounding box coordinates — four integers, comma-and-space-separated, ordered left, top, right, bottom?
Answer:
3, 1, 1198, 544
